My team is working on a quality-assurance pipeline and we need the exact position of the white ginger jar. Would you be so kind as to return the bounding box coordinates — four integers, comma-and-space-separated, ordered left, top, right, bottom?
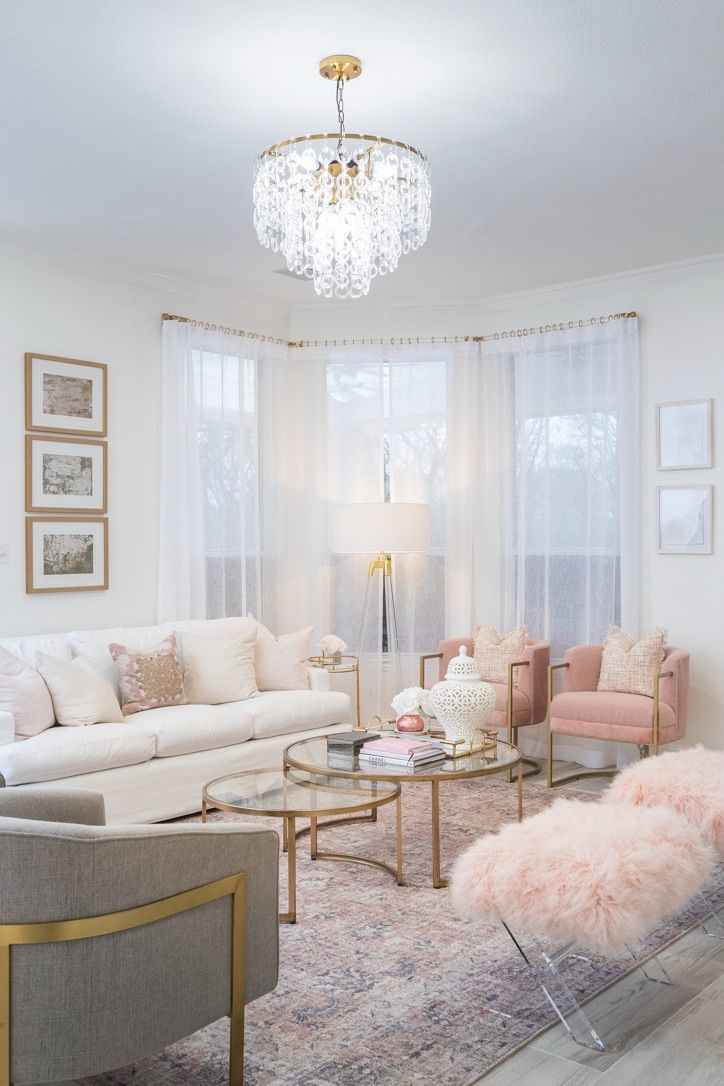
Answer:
429, 646, 496, 746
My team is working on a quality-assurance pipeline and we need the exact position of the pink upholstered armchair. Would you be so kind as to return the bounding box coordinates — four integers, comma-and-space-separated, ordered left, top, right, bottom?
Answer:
546, 644, 689, 787
420, 638, 550, 776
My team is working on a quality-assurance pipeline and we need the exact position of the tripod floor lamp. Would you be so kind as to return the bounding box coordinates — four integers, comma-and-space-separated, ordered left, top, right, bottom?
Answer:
332, 502, 431, 719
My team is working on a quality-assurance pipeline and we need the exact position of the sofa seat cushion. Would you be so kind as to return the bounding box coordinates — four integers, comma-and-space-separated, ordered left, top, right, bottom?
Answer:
551, 690, 675, 744
131, 703, 254, 757
244, 690, 351, 740
0, 723, 155, 786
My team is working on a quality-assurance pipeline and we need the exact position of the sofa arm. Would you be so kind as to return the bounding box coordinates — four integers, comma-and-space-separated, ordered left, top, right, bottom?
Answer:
307, 666, 330, 692
0, 786, 106, 825
0, 710, 14, 746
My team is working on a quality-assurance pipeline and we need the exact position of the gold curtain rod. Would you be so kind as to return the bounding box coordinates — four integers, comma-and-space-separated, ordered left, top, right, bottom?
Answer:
162, 311, 637, 348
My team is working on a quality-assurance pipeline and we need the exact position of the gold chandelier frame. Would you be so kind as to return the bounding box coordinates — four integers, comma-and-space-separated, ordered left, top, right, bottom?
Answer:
256, 132, 427, 163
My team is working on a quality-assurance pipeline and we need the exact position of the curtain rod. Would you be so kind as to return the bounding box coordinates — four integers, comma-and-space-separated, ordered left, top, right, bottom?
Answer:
162, 310, 637, 348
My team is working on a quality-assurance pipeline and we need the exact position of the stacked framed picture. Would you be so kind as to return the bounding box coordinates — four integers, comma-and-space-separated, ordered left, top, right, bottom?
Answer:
24, 353, 109, 592
656, 399, 714, 555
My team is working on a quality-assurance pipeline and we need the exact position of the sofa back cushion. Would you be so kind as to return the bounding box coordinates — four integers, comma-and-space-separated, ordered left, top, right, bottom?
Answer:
0, 645, 56, 738
34, 653, 124, 726
179, 629, 258, 704
110, 634, 187, 716
252, 619, 313, 691
68, 624, 173, 697
0, 634, 71, 666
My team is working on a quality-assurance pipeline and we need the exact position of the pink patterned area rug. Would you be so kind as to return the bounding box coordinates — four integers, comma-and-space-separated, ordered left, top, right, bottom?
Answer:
85, 777, 724, 1086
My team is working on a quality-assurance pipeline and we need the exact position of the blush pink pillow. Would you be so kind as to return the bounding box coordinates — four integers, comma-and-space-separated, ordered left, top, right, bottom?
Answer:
109, 635, 187, 716
0, 645, 55, 738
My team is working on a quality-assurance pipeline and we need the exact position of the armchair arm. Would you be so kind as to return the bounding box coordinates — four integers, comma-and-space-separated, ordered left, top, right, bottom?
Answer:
0, 786, 105, 825
0, 820, 278, 1083
547, 661, 570, 709
419, 652, 443, 687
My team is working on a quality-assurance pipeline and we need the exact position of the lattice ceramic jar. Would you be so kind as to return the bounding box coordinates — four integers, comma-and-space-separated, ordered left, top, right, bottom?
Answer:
429, 646, 496, 745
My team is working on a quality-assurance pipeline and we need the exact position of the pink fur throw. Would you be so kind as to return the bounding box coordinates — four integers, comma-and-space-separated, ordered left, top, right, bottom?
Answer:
451, 797, 713, 958
603, 746, 724, 856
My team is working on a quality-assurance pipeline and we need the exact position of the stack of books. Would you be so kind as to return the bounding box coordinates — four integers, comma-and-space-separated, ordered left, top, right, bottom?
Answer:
358, 736, 446, 770
326, 730, 380, 770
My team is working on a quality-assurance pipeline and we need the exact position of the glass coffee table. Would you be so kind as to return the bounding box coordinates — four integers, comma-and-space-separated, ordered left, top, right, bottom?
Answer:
202, 767, 402, 924
284, 736, 523, 889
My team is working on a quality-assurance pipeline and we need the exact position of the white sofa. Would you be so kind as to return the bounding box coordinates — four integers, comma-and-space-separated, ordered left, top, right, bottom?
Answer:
0, 620, 351, 824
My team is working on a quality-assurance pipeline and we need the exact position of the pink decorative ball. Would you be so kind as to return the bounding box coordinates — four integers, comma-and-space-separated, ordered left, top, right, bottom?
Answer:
396, 713, 426, 733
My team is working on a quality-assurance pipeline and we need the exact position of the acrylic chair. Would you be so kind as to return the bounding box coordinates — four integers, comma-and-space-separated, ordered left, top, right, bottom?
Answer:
420, 636, 550, 777
546, 644, 689, 787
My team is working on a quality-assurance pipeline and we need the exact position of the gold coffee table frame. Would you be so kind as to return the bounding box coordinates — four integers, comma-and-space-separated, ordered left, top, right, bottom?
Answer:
202, 768, 402, 924
284, 738, 524, 890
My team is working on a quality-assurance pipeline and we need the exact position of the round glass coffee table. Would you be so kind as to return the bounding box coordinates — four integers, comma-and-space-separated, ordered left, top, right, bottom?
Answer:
284, 737, 523, 889
202, 767, 402, 924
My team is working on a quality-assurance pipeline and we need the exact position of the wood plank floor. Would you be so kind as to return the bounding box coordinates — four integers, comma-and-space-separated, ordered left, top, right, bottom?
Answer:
469, 761, 724, 1085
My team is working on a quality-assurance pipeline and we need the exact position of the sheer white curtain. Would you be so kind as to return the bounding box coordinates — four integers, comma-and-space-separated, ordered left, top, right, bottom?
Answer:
447, 319, 640, 766
158, 319, 286, 623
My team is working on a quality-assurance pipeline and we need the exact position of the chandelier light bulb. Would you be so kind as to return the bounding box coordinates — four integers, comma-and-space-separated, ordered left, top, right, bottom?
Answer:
253, 54, 431, 300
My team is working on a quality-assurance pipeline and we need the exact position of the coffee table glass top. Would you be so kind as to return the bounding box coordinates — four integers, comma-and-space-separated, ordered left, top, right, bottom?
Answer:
203, 766, 399, 818
284, 735, 522, 782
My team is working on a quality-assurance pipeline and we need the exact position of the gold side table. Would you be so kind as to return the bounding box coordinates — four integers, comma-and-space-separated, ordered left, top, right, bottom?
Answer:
202, 766, 401, 924
308, 653, 361, 728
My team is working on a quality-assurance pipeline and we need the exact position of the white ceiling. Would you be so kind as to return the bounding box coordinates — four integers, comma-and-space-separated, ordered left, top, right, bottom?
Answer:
1, 0, 723, 309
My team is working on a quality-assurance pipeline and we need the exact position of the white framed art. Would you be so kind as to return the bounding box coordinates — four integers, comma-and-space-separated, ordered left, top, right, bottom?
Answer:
25, 434, 107, 514
25, 353, 107, 436
656, 399, 713, 470
657, 485, 713, 555
26, 517, 109, 593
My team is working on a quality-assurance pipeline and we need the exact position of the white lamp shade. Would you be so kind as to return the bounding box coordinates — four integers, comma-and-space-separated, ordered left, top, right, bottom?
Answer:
332, 502, 431, 554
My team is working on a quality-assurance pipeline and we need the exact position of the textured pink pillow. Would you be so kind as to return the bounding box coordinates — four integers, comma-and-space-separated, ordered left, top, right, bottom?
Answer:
109, 634, 186, 716
0, 645, 55, 738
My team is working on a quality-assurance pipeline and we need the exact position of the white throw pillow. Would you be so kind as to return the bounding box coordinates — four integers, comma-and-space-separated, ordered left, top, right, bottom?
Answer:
251, 618, 313, 691
34, 652, 124, 727
180, 629, 258, 705
0, 645, 55, 738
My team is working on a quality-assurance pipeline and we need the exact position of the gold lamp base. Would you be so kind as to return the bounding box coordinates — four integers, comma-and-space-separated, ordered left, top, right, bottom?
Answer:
319, 54, 363, 81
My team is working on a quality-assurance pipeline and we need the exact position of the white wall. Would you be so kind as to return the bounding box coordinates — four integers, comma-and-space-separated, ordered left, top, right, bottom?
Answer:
0, 249, 287, 637
290, 258, 724, 750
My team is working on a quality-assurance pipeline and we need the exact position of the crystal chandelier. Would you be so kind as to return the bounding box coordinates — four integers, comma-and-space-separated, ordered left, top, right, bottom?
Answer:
253, 54, 431, 300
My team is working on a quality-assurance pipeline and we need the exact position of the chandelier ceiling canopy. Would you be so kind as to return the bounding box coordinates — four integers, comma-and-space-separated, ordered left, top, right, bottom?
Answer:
253, 54, 431, 300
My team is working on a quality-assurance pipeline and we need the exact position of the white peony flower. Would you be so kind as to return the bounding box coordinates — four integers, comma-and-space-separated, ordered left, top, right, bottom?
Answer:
391, 686, 430, 717
318, 634, 347, 655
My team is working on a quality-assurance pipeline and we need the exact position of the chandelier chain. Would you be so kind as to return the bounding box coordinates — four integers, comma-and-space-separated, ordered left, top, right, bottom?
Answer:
335, 76, 345, 152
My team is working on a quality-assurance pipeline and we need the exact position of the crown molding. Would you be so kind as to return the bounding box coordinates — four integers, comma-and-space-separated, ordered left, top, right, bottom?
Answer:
0, 237, 291, 327
290, 251, 724, 322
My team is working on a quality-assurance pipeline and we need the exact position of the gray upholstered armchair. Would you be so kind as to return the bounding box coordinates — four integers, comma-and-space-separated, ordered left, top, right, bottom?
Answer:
0, 788, 279, 1086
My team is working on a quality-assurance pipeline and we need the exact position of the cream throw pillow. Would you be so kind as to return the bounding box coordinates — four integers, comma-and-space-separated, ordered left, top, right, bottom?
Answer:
35, 652, 124, 726
251, 618, 313, 691
180, 629, 258, 705
597, 625, 667, 697
0, 645, 56, 737
473, 624, 528, 684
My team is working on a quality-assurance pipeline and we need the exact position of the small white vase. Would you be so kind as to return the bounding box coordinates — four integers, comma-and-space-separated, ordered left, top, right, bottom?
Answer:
429, 646, 496, 746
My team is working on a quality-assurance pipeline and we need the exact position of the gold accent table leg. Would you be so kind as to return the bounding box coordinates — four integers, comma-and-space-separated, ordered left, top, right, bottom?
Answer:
229, 878, 246, 1086
355, 662, 361, 728
201, 798, 207, 824
517, 761, 523, 822
280, 815, 297, 924
431, 780, 447, 889
282, 818, 288, 853
396, 794, 404, 885
310, 816, 318, 859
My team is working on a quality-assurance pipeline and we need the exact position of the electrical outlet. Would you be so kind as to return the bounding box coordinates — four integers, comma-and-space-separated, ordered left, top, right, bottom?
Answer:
0, 543, 9, 564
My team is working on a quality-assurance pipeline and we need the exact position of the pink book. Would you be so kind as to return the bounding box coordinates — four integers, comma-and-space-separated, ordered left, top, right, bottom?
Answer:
361, 737, 437, 755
